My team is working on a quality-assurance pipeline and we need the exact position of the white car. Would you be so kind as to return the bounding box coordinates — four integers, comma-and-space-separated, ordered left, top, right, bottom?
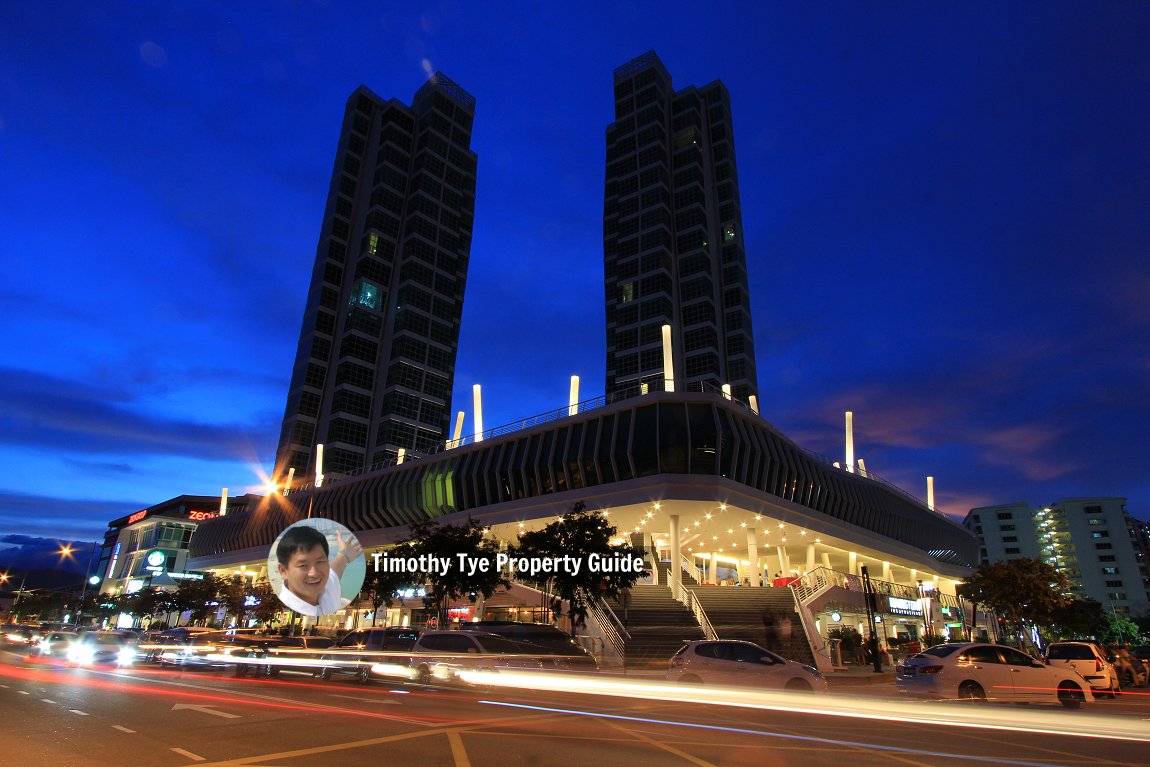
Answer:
35, 631, 79, 660
897, 642, 1093, 708
67, 631, 138, 667
1044, 642, 1121, 698
666, 640, 828, 693
404, 630, 548, 685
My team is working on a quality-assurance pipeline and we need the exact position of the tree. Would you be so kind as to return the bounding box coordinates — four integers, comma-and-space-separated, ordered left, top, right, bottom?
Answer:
1050, 598, 1104, 640
956, 558, 1069, 642
249, 577, 281, 627
172, 574, 218, 625
511, 501, 646, 635
402, 517, 509, 626
358, 567, 413, 626
121, 588, 166, 627
1098, 611, 1140, 644
216, 575, 253, 626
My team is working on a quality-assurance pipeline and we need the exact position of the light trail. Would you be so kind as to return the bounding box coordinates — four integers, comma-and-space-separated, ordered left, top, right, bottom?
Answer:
479, 700, 1087, 767
458, 669, 1150, 743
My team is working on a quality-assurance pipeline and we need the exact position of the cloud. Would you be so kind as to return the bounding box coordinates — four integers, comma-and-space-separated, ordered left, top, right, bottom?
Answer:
0, 365, 276, 460
0, 535, 100, 575
0, 491, 140, 542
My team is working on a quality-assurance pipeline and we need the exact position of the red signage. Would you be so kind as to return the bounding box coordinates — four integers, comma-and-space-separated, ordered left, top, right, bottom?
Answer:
188, 510, 219, 521
127, 510, 147, 524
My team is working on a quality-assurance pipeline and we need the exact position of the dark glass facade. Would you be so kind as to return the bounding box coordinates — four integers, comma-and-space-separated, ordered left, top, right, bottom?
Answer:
276, 77, 478, 482
603, 52, 758, 401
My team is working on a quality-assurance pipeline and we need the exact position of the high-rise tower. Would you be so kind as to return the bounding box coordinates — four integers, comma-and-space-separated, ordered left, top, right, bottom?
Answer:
603, 51, 758, 401
276, 76, 477, 482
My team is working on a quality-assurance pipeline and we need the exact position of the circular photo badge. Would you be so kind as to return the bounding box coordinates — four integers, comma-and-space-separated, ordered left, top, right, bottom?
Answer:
268, 519, 366, 618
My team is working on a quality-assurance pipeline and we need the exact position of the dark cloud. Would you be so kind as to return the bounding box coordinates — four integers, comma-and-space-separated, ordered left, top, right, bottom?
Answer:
0, 536, 99, 575
0, 365, 277, 460
0, 491, 139, 541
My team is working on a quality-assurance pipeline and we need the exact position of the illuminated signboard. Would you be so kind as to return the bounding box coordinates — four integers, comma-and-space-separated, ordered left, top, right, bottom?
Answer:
106, 542, 121, 579
887, 596, 921, 616
127, 510, 148, 525
187, 510, 219, 521
144, 550, 167, 575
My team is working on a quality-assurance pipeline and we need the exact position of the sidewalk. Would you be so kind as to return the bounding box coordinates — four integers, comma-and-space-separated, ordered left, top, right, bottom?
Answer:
825, 663, 896, 687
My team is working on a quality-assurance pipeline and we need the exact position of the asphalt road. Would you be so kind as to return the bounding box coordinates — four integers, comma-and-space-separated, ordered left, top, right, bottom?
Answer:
2, 647, 1149, 767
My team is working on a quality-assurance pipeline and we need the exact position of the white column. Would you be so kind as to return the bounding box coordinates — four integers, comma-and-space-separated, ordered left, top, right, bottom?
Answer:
669, 515, 681, 589
661, 324, 675, 393
821, 552, 831, 570
845, 411, 855, 473
450, 410, 465, 448
882, 561, 892, 582
284, 468, 295, 496
472, 384, 484, 442
775, 546, 788, 577
927, 476, 935, 510
722, 383, 732, 400
315, 444, 325, 488
568, 375, 580, 416
848, 551, 858, 576
219, 488, 229, 516
397, 447, 406, 465
746, 528, 759, 587
711, 552, 721, 583
748, 395, 759, 415
806, 543, 816, 574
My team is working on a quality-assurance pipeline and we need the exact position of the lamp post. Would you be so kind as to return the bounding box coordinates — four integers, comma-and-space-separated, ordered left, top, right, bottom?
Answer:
75, 545, 100, 628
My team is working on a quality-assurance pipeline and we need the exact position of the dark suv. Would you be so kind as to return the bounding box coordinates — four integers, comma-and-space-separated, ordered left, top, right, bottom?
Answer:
317, 627, 422, 684
259, 636, 335, 678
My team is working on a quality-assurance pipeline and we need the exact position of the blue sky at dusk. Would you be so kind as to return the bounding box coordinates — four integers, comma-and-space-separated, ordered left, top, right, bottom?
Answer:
1, 2, 1148, 559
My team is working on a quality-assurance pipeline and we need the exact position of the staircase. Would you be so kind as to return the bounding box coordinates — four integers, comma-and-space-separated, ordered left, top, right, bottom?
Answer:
604, 582, 705, 669
686, 585, 816, 667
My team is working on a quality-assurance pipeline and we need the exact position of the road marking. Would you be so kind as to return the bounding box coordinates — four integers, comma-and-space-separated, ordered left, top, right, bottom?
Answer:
171, 747, 205, 761
172, 703, 241, 719
41, 698, 57, 704
1, 683, 9, 688
330, 694, 400, 704
447, 730, 472, 767
602, 717, 717, 767
69, 709, 89, 716
18, 690, 29, 695
112, 725, 136, 733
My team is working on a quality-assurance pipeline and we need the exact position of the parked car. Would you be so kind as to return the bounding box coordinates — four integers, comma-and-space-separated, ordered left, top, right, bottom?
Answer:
898, 642, 1094, 707
34, 631, 80, 660
66, 631, 138, 667
467, 621, 599, 671
666, 640, 828, 692
161, 632, 281, 672
316, 627, 422, 683
1044, 641, 1121, 698
259, 636, 335, 677
404, 630, 553, 685
4, 625, 42, 646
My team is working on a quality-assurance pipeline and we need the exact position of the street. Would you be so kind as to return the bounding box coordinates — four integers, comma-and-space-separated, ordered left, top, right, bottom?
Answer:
2, 647, 1149, 767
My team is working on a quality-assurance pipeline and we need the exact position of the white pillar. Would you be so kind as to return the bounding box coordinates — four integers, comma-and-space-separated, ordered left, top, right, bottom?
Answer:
315, 444, 325, 488
848, 551, 858, 576
284, 468, 295, 496
857, 458, 867, 477
568, 375, 580, 417
711, 552, 720, 583
450, 410, 465, 447
927, 476, 935, 510
661, 324, 675, 393
821, 552, 831, 570
775, 545, 788, 577
722, 383, 732, 400
845, 411, 855, 473
472, 384, 484, 442
669, 515, 681, 589
882, 561, 892, 582
806, 543, 816, 574
219, 488, 229, 516
746, 528, 759, 587
397, 447, 406, 465
748, 395, 759, 415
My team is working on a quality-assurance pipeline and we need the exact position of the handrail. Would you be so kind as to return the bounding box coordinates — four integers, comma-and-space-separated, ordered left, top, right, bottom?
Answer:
586, 598, 628, 666
679, 554, 702, 584
669, 580, 718, 641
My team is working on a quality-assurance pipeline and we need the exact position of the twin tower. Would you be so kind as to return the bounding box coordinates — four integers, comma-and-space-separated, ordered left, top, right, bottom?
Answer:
275, 52, 759, 484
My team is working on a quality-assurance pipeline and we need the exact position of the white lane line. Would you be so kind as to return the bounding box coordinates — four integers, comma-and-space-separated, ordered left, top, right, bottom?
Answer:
170, 747, 205, 761
1, 683, 9, 688
18, 690, 29, 695
41, 698, 58, 704
112, 725, 136, 733
69, 709, 89, 715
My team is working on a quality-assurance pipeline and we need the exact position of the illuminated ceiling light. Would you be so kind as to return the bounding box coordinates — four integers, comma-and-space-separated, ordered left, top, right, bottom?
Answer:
694, 521, 702, 527
727, 528, 733, 534
653, 502, 662, 510
705, 513, 712, 520
777, 523, 784, 529
800, 530, 807, 536
646, 511, 654, 518
712, 535, 718, 540
754, 515, 762, 521
739, 522, 746, 528
719, 503, 727, 511
781, 537, 787, 543
815, 538, 822, 544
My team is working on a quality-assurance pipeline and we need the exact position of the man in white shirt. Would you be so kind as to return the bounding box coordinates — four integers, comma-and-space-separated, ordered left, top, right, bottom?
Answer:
275, 524, 362, 617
